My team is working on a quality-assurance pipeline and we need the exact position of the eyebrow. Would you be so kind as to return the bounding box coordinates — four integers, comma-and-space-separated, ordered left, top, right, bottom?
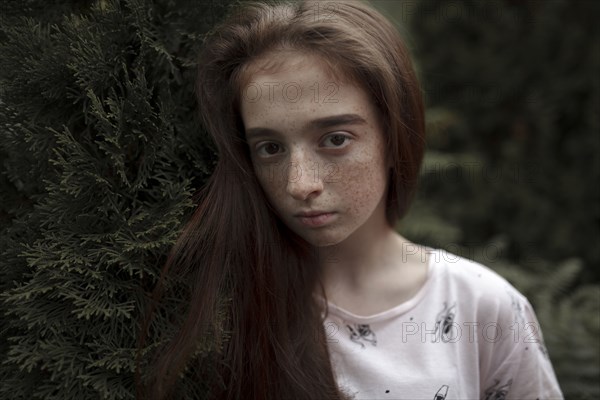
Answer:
245, 113, 367, 139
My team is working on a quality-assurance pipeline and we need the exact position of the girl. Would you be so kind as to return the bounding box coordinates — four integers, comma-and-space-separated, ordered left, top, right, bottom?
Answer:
137, 0, 564, 399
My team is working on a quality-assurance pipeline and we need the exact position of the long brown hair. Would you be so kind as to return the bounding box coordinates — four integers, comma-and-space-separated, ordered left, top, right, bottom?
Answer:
136, 0, 425, 398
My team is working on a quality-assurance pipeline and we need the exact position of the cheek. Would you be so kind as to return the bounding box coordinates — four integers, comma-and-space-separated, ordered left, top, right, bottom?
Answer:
336, 152, 388, 214
348, 170, 386, 212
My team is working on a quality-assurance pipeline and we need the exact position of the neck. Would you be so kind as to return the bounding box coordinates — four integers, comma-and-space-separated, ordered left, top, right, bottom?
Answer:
314, 225, 430, 316
317, 219, 409, 293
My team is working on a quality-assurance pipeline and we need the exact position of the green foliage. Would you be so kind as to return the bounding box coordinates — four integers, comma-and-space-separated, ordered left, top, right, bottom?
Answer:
406, 0, 600, 282
0, 0, 237, 398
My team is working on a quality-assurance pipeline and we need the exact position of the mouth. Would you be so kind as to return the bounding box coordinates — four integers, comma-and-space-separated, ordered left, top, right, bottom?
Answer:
295, 212, 336, 227
294, 210, 333, 217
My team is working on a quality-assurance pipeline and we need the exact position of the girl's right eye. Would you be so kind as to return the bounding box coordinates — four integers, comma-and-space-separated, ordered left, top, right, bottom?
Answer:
256, 142, 283, 157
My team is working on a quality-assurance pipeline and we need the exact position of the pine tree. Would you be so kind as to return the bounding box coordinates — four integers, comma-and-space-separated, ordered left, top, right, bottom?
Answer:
407, 0, 600, 282
0, 0, 236, 398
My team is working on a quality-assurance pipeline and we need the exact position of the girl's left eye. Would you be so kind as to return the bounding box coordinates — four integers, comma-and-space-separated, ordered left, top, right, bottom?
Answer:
322, 133, 352, 148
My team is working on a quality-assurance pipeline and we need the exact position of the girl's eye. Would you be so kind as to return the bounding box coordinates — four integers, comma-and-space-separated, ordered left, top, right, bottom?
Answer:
256, 142, 282, 157
322, 133, 352, 148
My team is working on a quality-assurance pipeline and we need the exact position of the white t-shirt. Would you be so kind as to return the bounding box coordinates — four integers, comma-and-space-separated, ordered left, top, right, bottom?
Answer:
316, 247, 564, 400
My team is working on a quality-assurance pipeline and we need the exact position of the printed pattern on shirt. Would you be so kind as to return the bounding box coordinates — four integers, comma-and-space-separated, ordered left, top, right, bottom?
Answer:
434, 301, 456, 343
434, 384, 449, 400
346, 323, 377, 348
483, 379, 513, 400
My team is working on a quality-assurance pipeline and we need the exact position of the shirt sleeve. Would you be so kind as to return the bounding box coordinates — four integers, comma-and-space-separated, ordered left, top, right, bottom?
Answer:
480, 287, 564, 400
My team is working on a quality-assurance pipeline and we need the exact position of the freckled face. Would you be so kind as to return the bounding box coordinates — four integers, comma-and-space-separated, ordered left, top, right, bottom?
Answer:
240, 52, 389, 247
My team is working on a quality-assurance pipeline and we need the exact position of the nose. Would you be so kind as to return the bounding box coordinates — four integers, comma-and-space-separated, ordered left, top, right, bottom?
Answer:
285, 149, 324, 201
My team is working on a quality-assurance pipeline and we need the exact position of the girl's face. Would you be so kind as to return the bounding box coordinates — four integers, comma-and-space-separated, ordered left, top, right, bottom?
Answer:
240, 51, 390, 247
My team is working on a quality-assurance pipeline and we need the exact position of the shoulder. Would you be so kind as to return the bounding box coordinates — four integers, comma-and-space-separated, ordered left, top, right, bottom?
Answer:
429, 249, 516, 293
428, 247, 514, 290
426, 247, 527, 319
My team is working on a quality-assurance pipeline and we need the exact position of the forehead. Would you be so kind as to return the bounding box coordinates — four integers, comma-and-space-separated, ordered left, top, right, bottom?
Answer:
238, 49, 354, 93
239, 51, 376, 131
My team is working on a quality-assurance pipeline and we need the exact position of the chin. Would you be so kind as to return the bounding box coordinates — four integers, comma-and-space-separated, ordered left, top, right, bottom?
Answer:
299, 231, 347, 248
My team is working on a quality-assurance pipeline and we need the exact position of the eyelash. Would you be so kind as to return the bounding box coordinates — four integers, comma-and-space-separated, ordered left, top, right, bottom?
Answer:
254, 133, 353, 158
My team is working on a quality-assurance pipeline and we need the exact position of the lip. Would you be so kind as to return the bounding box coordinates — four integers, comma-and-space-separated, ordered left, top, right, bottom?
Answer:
296, 212, 336, 227
295, 210, 333, 217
